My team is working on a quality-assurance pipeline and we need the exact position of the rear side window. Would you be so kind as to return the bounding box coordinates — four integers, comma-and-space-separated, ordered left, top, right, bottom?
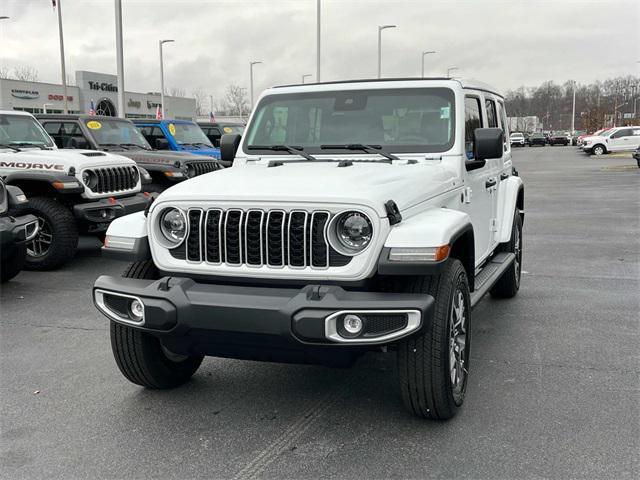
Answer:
42, 121, 85, 148
485, 99, 498, 128
464, 96, 483, 160
496, 101, 509, 148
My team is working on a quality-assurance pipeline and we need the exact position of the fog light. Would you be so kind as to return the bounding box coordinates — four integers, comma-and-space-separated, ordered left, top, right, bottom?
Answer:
343, 314, 363, 335
129, 299, 144, 321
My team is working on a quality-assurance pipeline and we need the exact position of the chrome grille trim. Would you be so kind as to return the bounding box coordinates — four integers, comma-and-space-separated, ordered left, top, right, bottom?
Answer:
86, 166, 137, 194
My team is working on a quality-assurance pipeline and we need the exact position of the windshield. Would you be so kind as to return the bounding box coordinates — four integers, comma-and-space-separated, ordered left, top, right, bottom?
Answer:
83, 118, 151, 148
511, 133, 524, 137
0, 114, 55, 148
244, 88, 455, 154
169, 122, 213, 147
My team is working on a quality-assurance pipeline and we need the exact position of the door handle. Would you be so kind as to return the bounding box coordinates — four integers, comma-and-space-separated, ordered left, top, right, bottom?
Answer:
485, 178, 497, 189
500, 173, 510, 181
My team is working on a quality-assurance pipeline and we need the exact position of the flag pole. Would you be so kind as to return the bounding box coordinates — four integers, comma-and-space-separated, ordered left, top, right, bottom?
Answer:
55, 0, 69, 114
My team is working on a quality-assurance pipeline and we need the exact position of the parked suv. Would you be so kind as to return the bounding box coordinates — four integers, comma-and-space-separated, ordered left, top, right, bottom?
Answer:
581, 126, 640, 155
37, 115, 222, 193
509, 132, 525, 147
133, 119, 220, 159
528, 132, 547, 146
94, 78, 524, 420
0, 110, 151, 270
0, 178, 39, 282
197, 121, 245, 147
548, 132, 569, 146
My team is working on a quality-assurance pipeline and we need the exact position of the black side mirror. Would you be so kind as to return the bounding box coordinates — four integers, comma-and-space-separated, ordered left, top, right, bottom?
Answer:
155, 138, 169, 150
212, 138, 221, 148
473, 127, 503, 161
220, 134, 241, 162
70, 137, 89, 149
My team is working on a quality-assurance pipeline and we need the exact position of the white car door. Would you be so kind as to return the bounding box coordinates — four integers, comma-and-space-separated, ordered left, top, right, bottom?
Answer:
462, 94, 495, 264
607, 128, 629, 151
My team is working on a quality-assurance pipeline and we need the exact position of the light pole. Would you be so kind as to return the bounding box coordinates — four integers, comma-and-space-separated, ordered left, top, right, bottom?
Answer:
53, 1, 69, 114
421, 50, 436, 78
316, 0, 321, 82
114, 0, 125, 118
302, 74, 312, 84
377, 25, 396, 79
249, 61, 262, 111
159, 39, 174, 119
571, 80, 576, 134
446, 66, 459, 78
42, 103, 54, 114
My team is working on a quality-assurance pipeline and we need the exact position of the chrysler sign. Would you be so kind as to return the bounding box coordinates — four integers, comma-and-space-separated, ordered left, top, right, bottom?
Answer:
11, 89, 40, 100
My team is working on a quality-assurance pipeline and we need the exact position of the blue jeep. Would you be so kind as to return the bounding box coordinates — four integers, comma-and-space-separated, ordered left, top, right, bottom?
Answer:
133, 119, 221, 159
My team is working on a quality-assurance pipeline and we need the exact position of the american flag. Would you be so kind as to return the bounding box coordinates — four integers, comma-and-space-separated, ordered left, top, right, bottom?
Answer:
156, 105, 163, 119
88, 100, 96, 116
209, 111, 215, 123
52, 0, 56, 8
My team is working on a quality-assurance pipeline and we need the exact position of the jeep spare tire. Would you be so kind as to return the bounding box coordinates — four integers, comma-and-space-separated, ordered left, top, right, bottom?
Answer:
21, 197, 79, 271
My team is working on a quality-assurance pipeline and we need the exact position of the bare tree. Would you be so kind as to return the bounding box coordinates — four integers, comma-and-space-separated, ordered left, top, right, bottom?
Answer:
0, 65, 9, 78
12, 65, 39, 81
169, 86, 186, 97
191, 87, 210, 116
223, 84, 249, 118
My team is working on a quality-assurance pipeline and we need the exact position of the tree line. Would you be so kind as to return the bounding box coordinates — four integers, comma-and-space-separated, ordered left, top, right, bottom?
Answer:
504, 75, 639, 132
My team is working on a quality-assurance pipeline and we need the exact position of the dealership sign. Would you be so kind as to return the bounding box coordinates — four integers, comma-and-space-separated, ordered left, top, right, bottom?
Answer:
127, 99, 141, 108
48, 94, 74, 102
88, 81, 118, 92
11, 89, 39, 99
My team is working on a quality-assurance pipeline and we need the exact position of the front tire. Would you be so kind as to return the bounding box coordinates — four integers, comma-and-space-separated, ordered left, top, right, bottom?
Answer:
398, 259, 471, 420
592, 144, 606, 156
20, 197, 78, 271
110, 260, 204, 389
491, 210, 523, 299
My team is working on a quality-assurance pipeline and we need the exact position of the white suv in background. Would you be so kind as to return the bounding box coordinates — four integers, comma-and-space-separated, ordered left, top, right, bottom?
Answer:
582, 126, 640, 155
510, 132, 525, 147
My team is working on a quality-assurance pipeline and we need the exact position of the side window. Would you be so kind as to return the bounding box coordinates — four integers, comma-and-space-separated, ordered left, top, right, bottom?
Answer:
496, 101, 509, 149
59, 122, 86, 148
43, 122, 64, 148
485, 99, 498, 128
464, 96, 483, 160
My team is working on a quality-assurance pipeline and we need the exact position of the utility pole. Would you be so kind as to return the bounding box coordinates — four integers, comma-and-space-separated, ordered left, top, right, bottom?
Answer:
159, 39, 174, 118
55, 0, 69, 113
421, 50, 436, 78
316, 0, 321, 82
114, 0, 125, 118
571, 81, 576, 134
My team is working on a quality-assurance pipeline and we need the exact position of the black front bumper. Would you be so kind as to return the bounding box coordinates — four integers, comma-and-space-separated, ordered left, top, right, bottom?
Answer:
0, 213, 38, 246
73, 193, 151, 223
93, 275, 434, 364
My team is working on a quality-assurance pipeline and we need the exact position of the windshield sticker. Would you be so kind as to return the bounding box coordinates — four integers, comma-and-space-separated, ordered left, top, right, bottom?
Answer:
168, 123, 176, 136
440, 107, 450, 119
87, 121, 102, 130
223, 127, 233, 134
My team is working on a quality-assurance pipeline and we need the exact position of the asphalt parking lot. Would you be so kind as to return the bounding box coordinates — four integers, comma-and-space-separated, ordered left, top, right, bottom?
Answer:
1, 146, 638, 480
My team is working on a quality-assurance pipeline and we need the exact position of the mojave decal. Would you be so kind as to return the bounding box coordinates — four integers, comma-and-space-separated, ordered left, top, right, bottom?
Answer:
0, 161, 65, 171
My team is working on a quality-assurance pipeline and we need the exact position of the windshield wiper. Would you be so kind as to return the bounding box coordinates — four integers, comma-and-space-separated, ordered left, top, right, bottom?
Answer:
320, 143, 399, 161
9, 142, 47, 150
0, 143, 21, 152
248, 144, 318, 162
99, 143, 128, 150
120, 143, 150, 150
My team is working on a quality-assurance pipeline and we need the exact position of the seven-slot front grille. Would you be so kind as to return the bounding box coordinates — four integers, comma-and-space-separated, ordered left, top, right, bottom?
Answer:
88, 166, 138, 194
175, 208, 351, 269
187, 162, 219, 177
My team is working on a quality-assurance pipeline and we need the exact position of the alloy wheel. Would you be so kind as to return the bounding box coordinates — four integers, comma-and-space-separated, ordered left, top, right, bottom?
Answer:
26, 217, 52, 258
449, 288, 468, 403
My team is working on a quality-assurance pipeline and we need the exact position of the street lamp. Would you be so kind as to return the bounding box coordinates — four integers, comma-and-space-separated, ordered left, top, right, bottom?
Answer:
159, 39, 174, 119
249, 61, 262, 111
302, 74, 312, 84
446, 66, 459, 78
316, 0, 321, 82
421, 50, 436, 78
114, 0, 125, 118
377, 25, 397, 79
42, 103, 54, 114
53, 1, 69, 114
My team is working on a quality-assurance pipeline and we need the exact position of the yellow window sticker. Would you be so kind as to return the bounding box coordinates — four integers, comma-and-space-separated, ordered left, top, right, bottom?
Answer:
168, 123, 176, 136
87, 121, 102, 130
223, 126, 233, 134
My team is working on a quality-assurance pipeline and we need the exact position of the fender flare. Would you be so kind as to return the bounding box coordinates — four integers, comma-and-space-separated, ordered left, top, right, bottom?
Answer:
102, 211, 151, 261
496, 176, 524, 244
4, 171, 84, 194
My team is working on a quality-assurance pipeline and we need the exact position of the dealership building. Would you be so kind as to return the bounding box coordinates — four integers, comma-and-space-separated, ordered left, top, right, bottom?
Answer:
0, 70, 196, 119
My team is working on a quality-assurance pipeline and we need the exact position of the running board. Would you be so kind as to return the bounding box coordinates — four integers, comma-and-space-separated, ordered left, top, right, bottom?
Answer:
470, 252, 516, 308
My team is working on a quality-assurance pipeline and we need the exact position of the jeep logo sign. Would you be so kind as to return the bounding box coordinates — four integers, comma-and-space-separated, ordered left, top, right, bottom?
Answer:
11, 89, 40, 100
88, 81, 118, 92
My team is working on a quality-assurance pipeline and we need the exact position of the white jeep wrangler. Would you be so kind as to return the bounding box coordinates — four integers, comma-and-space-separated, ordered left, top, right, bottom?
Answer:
0, 111, 151, 270
94, 79, 524, 420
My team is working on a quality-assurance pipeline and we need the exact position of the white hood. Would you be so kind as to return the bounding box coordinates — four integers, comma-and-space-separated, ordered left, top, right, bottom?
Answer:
156, 159, 458, 217
0, 148, 137, 171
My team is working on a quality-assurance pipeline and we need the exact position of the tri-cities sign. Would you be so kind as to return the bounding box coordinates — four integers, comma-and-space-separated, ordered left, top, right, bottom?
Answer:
88, 81, 118, 92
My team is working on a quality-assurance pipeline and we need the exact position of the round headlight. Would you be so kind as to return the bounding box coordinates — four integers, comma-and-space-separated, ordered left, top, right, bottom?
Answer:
159, 208, 187, 246
82, 170, 97, 189
334, 211, 373, 253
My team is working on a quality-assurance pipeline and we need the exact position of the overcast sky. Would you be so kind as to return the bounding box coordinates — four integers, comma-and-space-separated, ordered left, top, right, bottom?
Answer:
1, 0, 638, 106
